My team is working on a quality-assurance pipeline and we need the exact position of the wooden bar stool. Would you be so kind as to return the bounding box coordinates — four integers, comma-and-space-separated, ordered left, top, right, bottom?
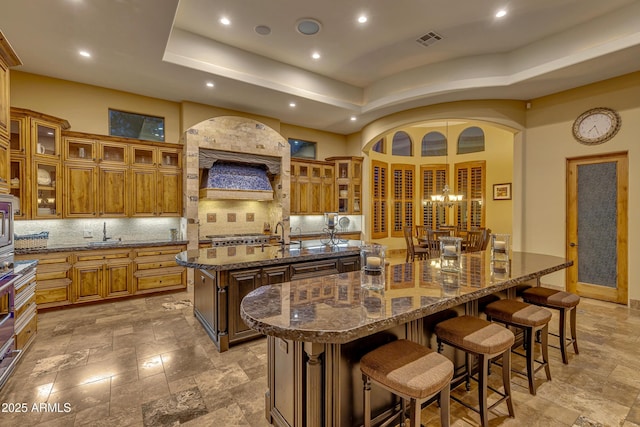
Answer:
521, 287, 580, 364
484, 299, 552, 395
435, 316, 515, 427
360, 339, 454, 427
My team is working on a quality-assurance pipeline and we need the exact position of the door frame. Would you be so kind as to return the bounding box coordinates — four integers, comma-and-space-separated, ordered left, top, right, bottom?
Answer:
566, 152, 628, 304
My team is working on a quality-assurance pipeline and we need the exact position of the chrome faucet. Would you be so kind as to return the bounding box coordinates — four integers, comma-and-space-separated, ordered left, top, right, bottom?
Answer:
103, 222, 111, 242
274, 221, 285, 247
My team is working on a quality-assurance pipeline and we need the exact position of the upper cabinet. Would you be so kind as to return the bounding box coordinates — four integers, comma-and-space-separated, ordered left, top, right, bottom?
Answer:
290, 160, 334, 214
0, 31, 22, 195
327, 156, 363, 215
10, 108, 69, 219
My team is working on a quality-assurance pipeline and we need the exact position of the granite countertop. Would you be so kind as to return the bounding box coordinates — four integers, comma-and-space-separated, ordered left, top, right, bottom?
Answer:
15, 239, 188, 255
240, 251, 573, 345
177, 239, 362, 271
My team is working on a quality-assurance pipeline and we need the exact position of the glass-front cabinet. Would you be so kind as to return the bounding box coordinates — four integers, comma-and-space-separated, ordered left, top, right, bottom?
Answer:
33, 160, 61, 218
32, 119, 61, 158
131, 146, 156, 167
159, 148, 181, 168
10, 158, 25, 218
10, 117, 26, 154
100, 142, 127, 164
327, 156, 363, 214
64, 137, 95, 162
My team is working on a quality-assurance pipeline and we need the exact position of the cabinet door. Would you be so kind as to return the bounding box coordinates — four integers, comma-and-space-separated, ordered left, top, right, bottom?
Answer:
9, 116, 26, 154
73, 263, 103, 303
99, 141, 127, 165
228, 269, 262, 341
65, 164, 98, 217
0, 144, 8, 194
131, 168, 157, 216
159, 148, 181, 168
64, 137, 95, 162
131, 146, 156, 167
104, 260, 131, 298
32, 119, 61, 158
158, 170, 181, 216
33, 160, 61, 218
9, 157, 26, 218
262, 265, 290, 285
99, 167, 128, 217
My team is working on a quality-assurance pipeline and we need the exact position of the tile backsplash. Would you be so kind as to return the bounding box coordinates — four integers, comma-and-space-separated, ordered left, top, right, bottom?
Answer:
198, 200, 278, 237
14, 218, 181, 246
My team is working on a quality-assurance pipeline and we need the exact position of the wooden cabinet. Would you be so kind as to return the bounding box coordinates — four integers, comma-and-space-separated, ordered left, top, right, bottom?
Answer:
290, 160, 334, 214
327, 156, 363, 214
99, 166, 128, 216
10, 108, 70, 219
132, 245, 186, 294
131, 167, 182, 217
64, 162, 97, 217
14, 267, 37, 351
15, 252, 73, 309
73, 249, 132, 302
0, 33, 21, 194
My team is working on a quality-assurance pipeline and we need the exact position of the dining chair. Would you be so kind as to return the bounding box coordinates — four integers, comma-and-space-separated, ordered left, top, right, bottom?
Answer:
404, 227, 429, 262
437, 225, 458, 236
426, 230, 451, 258
464, 229, 484, 252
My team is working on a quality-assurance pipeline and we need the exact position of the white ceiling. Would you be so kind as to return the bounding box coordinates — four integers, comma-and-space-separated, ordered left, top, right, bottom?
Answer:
1, 0, 640, 134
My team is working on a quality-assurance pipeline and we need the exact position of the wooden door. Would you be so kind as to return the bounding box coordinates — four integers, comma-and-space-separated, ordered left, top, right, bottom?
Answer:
567, 152, 628, 304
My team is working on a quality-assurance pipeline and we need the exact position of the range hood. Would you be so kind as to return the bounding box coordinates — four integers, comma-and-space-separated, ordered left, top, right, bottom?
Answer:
199, 149, 278, 201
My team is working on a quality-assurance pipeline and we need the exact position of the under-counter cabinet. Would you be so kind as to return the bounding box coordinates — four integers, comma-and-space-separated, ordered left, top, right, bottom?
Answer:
16, 243, 186, 309
73, 249, 132, 302
14, 266, 37, 351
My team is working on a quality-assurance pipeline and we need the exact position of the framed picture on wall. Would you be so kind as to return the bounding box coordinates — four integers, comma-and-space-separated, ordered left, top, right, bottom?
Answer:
493, 183, 512, 200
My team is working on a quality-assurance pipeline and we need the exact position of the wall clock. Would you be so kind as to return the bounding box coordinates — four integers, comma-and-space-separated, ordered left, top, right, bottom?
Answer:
572, 107, 621, 145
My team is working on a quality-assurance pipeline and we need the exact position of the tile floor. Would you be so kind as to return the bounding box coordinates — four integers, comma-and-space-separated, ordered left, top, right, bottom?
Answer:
1, 275, 640, 426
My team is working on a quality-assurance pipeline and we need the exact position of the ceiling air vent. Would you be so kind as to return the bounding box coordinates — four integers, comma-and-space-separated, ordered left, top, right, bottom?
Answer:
416, 31, 443, 47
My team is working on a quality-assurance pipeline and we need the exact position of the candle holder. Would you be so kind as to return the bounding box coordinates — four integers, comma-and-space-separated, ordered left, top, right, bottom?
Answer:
440, 236, 462, 272
491, 234, 511, 262
491, 260, 510, 282
324, 212, 338, 229
361, 243, 386, 273
441, 271, 461, 296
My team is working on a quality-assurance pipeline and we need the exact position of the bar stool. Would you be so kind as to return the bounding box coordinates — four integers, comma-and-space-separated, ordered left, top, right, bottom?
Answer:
360, 339, 454, 427
521, 287, 580, 364
484, 299, 552, 395
435, 316, 515, 427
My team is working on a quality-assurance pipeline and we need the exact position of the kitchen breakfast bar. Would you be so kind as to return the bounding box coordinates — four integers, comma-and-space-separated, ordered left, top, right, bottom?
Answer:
237, 250, 572, 427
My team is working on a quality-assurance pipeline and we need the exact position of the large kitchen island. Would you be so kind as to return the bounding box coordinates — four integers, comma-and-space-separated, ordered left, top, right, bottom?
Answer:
176, 240, 362, 352
240, 251, 573, 427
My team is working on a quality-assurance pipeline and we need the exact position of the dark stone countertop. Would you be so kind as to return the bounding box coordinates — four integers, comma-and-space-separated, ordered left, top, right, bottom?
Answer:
177, 240, 362, 271
15, 240, 188, 255
240, 251, 573, 345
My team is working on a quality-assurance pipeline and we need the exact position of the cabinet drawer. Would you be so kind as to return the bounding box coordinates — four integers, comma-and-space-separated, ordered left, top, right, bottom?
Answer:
76, 249, 130, 262
134, 246, 184, 257
290, 259, 339, 280
15, 313, 37, 350
15, 296, 36, 319
135, 267, 185, 292
36, 279, 72, 306
135, 258, 178, 270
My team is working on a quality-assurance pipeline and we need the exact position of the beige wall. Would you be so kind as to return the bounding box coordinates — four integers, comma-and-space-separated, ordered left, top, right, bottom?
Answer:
523, 71, 640, 301
279, 123, 348, 160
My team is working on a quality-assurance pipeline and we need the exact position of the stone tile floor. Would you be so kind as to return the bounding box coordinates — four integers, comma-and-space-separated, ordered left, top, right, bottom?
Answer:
1, 280, 640, 426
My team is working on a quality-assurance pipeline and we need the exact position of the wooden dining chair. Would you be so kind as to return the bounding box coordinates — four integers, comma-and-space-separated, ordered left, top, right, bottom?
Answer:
464, 229, 484, 252
426, 230, 450, 258
404, 227, 429, 262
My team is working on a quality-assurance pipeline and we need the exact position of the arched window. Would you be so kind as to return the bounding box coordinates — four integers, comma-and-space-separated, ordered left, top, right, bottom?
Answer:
457, 126, 485, 154
372, 138, 384, 153
392, 131, 412, 156
421, 131, 447, 156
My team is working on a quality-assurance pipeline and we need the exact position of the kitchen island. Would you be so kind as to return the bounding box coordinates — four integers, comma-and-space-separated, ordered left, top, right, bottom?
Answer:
240, 251, 572, 427
176, 240, 362, 352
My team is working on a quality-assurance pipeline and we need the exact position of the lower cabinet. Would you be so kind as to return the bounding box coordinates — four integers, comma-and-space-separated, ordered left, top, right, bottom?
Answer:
17, 243, 186, 309
14, 267, 37, 351
195, 254, 360, 352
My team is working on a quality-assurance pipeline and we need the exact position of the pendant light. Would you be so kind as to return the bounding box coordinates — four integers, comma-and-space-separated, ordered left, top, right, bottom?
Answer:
430, 121, 463, 207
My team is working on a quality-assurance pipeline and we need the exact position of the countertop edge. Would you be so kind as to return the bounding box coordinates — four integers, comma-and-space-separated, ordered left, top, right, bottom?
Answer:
15, 240, 188, 255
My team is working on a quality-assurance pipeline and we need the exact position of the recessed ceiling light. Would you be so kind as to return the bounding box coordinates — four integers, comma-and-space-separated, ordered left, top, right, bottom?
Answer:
350, 116, 357, 121
79, 50, 91, 58
495, 9, 507, 18
358, 15, 368, 24
311, 52, 321, 60
206, 82, 214, 88
296, 18, 321, 35
289, 102, 296, 107
220, 17, 231, 26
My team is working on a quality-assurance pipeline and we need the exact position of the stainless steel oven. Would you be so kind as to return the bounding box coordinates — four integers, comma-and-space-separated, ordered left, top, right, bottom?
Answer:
0, 195, 14, 255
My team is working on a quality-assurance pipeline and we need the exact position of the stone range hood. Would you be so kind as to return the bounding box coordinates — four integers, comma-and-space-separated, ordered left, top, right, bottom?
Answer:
199, 148, 280, 201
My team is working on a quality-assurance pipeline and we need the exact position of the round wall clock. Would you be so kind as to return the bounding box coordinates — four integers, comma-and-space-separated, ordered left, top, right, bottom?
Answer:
572, 107, 621, 145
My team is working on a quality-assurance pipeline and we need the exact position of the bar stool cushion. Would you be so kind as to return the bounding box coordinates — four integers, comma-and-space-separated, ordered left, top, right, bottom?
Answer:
360, 339, 454, 399
522, 287, 580, 308
435, 315, 514, 356
485, 299, 552, 327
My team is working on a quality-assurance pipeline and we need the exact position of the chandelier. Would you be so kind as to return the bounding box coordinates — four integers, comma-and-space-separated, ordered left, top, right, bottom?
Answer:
426, 121, 463, 208
430, 184, 462, 207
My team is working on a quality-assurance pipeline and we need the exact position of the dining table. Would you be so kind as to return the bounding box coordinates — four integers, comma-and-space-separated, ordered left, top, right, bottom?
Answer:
240, 250, 573, 427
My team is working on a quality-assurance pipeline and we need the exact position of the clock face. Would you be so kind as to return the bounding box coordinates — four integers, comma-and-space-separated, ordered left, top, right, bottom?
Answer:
572, 107, 621, 145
